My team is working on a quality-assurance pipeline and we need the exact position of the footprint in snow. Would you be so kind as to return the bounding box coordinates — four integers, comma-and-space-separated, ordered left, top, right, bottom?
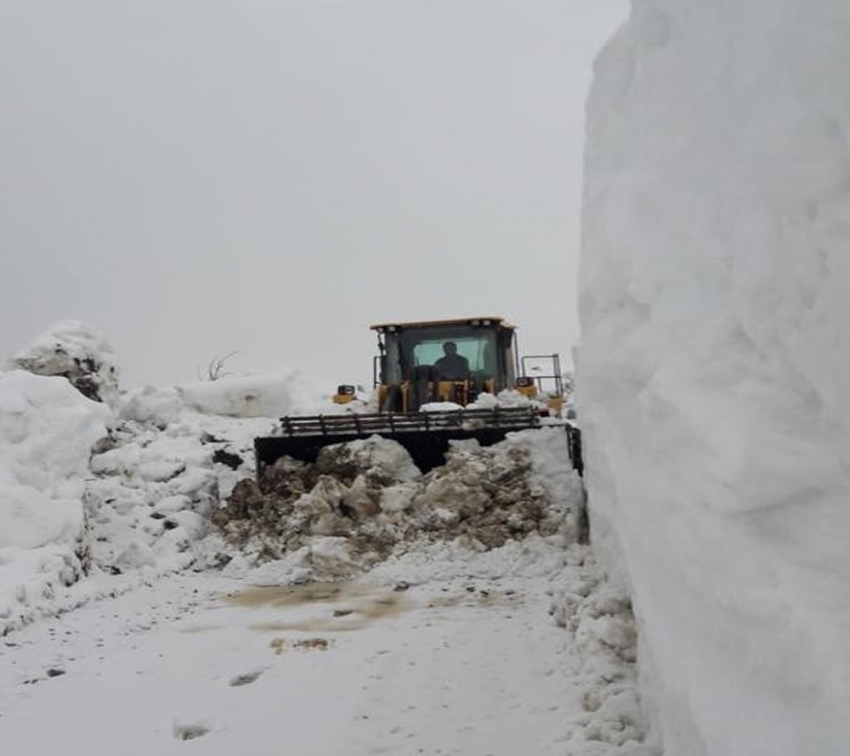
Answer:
173, 722, 210, 741
229, 669, 264, 687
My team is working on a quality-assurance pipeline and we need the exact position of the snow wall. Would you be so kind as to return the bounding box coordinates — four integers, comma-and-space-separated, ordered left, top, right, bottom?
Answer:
0, 371, 110, 623
578, 3, 850, 755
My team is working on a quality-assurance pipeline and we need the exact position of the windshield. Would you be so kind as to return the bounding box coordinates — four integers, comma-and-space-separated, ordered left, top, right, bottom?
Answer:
378, 324, 514, 388
403, 326, 497, 377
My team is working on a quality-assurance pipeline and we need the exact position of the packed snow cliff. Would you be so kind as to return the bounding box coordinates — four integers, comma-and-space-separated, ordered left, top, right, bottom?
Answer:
580, 3, 850, 755
0, 370, 109, 623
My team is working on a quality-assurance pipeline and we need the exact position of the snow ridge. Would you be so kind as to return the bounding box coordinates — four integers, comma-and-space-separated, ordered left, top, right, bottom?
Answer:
580, 2, 850, 754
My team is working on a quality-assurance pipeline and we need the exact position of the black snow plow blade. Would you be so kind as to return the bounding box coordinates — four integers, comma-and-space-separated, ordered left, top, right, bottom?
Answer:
256, 407, 546, 476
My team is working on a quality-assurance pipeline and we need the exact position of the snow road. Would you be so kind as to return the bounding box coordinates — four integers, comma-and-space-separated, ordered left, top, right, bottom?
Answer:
0, 573, 582, 756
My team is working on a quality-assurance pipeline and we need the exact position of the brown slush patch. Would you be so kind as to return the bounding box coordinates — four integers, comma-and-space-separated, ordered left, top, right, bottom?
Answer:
269, 637, 331, 654
293, 638, 330, 651
225, 582, 410, 633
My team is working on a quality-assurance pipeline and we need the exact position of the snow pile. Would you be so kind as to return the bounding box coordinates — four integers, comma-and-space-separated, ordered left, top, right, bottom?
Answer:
86, 410, 275, 575
468, 388, 540, 409
420, 388, 552, 414
367, 534, 573, 585
580, 3, 850, 754
552, 555, 658, 756
176, 372, 312, 419
0, 370, 110, 629
83, 371, 367, 575
126, 368, 356, 424
8, 320, 120, 406
0, 360, 314, 630
211, 428, 584, 582
82, 372, 371, 574
0, 325, 382, 631
119, 385, 184, 427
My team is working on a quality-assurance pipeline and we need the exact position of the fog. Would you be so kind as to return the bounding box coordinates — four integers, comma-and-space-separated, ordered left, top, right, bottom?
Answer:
0, 0, 626, 389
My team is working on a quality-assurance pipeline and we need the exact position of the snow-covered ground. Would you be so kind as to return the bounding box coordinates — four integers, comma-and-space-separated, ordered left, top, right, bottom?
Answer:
0, 322, 652, 754
580, 2, 850, 754
0, 544, 648, 756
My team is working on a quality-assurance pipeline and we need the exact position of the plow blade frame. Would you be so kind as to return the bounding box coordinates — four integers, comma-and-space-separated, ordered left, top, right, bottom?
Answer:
255, 407, 549, 475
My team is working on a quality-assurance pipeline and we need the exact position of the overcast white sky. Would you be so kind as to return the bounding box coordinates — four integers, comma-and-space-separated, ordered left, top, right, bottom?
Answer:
1, 0, 627, 389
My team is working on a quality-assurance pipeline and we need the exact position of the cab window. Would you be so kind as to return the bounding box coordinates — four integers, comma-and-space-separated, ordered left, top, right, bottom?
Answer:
407, 330, 497, 375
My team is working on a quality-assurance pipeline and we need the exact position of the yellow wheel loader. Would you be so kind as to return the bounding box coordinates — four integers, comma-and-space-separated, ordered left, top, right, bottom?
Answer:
255, 317, 582, 475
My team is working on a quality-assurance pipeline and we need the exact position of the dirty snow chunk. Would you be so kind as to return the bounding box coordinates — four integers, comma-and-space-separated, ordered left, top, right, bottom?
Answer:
379, 482, 418, 514
316, 436, 421, 484
8, 320, 120, 406
223, 544, 315, 585
411, 430, 582, 547
176, 372, 307, 418
499, 427, 585, 543
229, 537, 373, 584
433, 507, 458, 524
215, 427, 583, 566
308, 536, 363, 577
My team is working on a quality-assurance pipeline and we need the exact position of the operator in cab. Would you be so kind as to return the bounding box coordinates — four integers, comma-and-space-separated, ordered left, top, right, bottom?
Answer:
434, 341, 470, 380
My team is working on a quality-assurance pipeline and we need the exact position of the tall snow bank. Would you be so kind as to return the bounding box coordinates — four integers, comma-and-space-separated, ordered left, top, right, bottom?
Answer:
9, 320, 120, 406
0, 371, 110, 628
579, 3, 850, 755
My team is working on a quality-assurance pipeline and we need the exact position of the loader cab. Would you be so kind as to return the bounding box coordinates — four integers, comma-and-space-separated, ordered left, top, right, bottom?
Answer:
371, 317, 518, 412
